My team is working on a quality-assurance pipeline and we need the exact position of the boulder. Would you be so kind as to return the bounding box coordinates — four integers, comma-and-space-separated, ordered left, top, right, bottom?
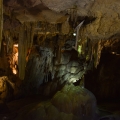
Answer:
0, 76, 14, 101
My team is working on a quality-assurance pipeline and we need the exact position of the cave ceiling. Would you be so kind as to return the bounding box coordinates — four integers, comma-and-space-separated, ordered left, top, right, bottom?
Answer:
3, 0, 120, 40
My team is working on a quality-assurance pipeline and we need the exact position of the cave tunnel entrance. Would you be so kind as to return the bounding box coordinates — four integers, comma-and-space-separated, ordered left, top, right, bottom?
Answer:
85, 39, 120, 112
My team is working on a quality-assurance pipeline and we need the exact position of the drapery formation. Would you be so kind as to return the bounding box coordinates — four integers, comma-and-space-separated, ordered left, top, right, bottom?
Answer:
76, 28, 104, 68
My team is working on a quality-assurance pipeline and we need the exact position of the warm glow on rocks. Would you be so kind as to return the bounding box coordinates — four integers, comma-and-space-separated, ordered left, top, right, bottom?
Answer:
12, 68, 17, 75
11, 44, 18, 75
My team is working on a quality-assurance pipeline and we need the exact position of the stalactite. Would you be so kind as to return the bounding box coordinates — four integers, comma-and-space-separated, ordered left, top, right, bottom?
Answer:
75, 21, 84, 50
55, 35, 65, 64
8, 36, 13, 54
30, 22, 35, 48
3, 30, 9, 53
94, 40, 103, 68
57, 46, 61, 63
61, 17, 70, 35
37, 47, 54, 83
77, 31, 103, 68
86, 39, 92, 62
81, 38, 87, 57
4, 30, 13, 54
0, 0, 3, 52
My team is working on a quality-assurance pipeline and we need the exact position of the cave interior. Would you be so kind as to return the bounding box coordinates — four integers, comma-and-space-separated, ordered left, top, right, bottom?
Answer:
0, 0, 120, 120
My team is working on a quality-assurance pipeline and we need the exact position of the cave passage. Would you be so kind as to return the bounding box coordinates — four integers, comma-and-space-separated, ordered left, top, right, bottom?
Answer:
0, 0, 120, 120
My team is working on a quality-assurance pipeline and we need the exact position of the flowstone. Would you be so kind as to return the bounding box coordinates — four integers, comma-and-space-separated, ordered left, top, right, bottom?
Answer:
14, 84, 97, 120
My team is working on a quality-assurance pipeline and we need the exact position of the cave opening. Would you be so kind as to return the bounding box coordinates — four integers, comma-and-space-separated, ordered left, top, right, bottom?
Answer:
85, 39, 120, 115
85, 39, 120, 100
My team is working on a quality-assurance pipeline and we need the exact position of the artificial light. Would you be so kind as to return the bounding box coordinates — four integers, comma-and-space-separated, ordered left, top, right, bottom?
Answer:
73, 33, 76, 36
14, 44, 18, 47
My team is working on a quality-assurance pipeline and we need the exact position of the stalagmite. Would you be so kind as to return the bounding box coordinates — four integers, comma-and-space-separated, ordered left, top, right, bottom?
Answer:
0, 0, 3, 52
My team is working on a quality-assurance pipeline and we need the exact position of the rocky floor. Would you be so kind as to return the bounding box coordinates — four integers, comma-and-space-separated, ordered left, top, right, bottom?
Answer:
98, 102, 120, 116
0, 95, 49, 120
0, 96, 119, 120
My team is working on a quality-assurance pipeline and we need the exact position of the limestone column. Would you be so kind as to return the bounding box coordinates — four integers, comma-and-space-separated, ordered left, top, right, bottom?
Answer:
18, 22, 34, 80
18, 24, 25, 80
0, 0, 3, 52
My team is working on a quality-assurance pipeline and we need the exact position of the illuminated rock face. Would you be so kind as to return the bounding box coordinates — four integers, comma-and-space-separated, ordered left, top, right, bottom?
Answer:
24, 47, 54, 95
14, 84, 97, 120
23, 38, 92, 95
56, 50, 86, 84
